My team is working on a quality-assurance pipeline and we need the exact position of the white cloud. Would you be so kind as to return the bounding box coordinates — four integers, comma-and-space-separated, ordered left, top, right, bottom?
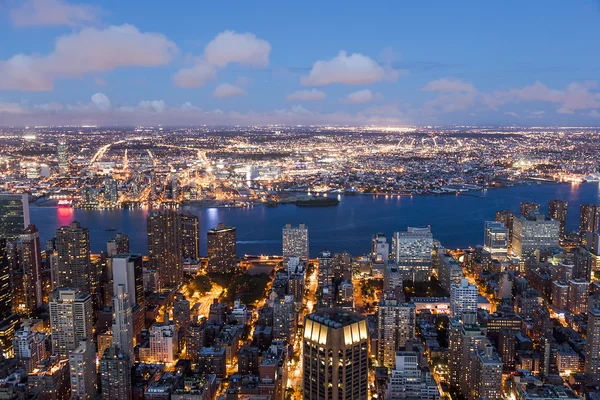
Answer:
341, 89, 375, 104
0, 24, 178, 91
213, 83, 246, 98
302, 51, 398, 86
204, 30, 271, 68
138, 100, 166, 113
34, 102, 63, 112
0, 102, 28, 114
173, 61, 217, 88
504, 111, 519, 118
91, 93, 111, 110
10, 0, 101, 27
285, 89, 326, 101
422, 78, 476, 93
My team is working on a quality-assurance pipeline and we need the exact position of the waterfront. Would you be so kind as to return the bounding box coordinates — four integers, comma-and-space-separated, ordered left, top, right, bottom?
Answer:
30, 182, 600, 257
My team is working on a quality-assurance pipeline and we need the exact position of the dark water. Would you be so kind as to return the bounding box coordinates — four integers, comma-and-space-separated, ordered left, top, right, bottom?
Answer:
29, 183, 600, 257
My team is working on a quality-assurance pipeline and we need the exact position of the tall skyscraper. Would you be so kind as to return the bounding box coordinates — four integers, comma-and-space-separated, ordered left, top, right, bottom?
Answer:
49, 288, 93, 356
112, 284, 134, 362
568, 279, 590, 315
483, 221, 509, 259
273, 294, 296, 342
580, 204, 600, 233
180, 211, 200, 260
107, 233, 129, 256
56, 221, 92, 293
448, 314, 486, 399
207, 223, 236, 272
0, 238, 13, 320
386, 351, 440, 400
303, 309, 368, 400
377, 291, 416, 368
495, 210, 514, 245
57, 141, 69, 175
450, 278, 478, 318
317, 250, 333, 289
12, 325, 47, 373
0, 193, 30, 239
585, 294, 600, 380
372, 233, 389, 262
147, 209, 183, 287
520, 201, 540, 217
391, 227, 433, 281
282, 223, 309, 260
99, 345, 132, 400
112, 253, 144, 306
68, 338, 97, 400
173, 292, 191, 329
512, 213, 560, 257
474, 344, 503, 400
18, 225, 43, 314
548, 199, 568, 240
104, 177, 118, 205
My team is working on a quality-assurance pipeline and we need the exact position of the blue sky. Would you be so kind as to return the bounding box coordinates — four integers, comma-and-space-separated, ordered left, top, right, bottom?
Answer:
1, 0, 599, 126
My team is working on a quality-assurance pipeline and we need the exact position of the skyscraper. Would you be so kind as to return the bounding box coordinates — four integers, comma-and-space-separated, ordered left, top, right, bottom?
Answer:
180, 211, 200, 260
99, 345, 132, 400
0, 238, 13, 320
303, 309, 368, 400
112, 253, 144, 306
580, 204, 600, 233
483, 221, 509, 259
49, 288, 93, 356
56, 221, 92, 293
68, 338, 97, 400
568, 279, 590, 315
12, 325, 47, 373
207, 223, 236, 272
386, 351, 440, 400
448, 314, 486, 399
474, 344, 503, 400
372, 233, 390, 262
391, 227, 433, 282
57, 141, 69, 175
520, 201, 540, 217
585, 294, 600, 380
112, 284, 134, 363
548, 199, 568, 240
18, 225, 43, 314
282, 223, 309, 260
512, 213, 560, 257
377, 291, 416, 368
273, 294, 296, 342
495, 210, 514, 245
0, 193, 30, 239
147, 209, 183, 287
107, 233, 129, 256
173, 292, 191, 329
450, 279, 478, 318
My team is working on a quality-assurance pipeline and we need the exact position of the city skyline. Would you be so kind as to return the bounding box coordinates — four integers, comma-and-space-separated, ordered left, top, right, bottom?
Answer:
1, 0, 600, 126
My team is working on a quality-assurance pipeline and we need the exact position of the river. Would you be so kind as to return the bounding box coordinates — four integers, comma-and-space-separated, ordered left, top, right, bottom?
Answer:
29, 182, 600, 257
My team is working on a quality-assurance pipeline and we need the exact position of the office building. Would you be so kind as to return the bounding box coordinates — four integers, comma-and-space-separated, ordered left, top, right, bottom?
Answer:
12, 325, 47, 373
99, 345, 132, 400
49, 288, 93, 356
273, 294, 296, 342
386, 351, 440, 400
495, 210, 514, 245
104, 177, 118, 205
69, 338, 97, 400
392, 227, 433, 281
173, 292, 191, 329
180, 211, 200, 260
377, 291, 416, 368
55, 221, 92, 293
520, 201, 540, 217
483, 221, 509, 259
317, 250, 333, 289
0, 239, 12, 319
372, 233, 390, 262
512, 213, 560, 257
474, 344, 503, 400
18, 225, 43, 314
112, 253, 144, 306
548, 199, 568, 240
147, 320, 177, 363
437, 251, 463, 293
112, 284, 134, 362
581, 204, 600, 233
450, 279, 478, 318
282, 223, 309, 260
0, 193, 30, 238
107, 233, 129, 256
57, 141, 69, 175
207, 223, 236, 272
27, 356, 70, 400
585, 294, 600, 380
568, 278, 590, 315
303, 309, 368, 400
552, 281, 569, 310
147, 209, 183, 287
448, 314, 486, 399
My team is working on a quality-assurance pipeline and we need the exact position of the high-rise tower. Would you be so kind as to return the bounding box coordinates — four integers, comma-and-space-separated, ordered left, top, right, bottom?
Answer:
56, 221, 92, 292
548, 199, 568, 240
147, 209, 183, 287
207, 223, 236, 272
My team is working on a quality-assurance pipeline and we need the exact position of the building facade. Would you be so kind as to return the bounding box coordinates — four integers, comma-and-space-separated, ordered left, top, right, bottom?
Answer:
207, 223, 237, 272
